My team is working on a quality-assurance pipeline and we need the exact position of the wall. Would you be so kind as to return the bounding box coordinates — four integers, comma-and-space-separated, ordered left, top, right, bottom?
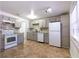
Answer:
70, 1, 79, 57
18, 19, 29, 44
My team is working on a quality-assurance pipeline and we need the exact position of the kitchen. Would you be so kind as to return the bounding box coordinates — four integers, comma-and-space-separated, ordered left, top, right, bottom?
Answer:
27, 14, 70, 48
0, 1, 79, 58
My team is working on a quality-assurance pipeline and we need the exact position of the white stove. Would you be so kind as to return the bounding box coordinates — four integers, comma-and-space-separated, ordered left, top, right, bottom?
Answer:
3, 30, 17, 49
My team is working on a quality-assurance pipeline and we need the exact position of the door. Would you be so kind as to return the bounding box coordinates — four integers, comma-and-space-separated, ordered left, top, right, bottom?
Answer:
49, 22, 61, 47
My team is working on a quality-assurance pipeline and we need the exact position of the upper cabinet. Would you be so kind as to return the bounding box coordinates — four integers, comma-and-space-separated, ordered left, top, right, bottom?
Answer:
14, 21, 21, 29
39, 19, 49, 28
0, 15, 16, 30
30, 19, 48, 28
29, 20, 33, 28
0, 15, 21, 30
2, 15, 15, 23
29, 19, 49, 31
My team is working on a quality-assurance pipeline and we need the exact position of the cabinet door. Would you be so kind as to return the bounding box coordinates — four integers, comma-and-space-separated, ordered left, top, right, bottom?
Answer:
45, 19, 49, 27
42, 20, 46, 27
44, 33, 49, 43
29, 20, 33, 28
41, 19, 49, 28
17, 34, 24, 44
33, 32, 37, 41
0, 22, 2, 29
31, 32, 33, 40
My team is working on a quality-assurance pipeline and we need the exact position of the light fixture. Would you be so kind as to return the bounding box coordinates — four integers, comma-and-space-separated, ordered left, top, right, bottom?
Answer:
27, 10, 37, 19
47, 8, 52, 13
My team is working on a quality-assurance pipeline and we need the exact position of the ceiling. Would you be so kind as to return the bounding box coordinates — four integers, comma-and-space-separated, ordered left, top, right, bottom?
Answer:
0, 1, 72, 20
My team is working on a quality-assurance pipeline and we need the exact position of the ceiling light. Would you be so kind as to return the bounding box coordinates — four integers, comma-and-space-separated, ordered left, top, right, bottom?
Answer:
27, 10, 37, 19
47, 8, 52, 13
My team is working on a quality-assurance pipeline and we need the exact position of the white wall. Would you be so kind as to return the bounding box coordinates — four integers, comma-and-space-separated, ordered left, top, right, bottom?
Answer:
17, 19, 29, 44
70, 1, 79, 58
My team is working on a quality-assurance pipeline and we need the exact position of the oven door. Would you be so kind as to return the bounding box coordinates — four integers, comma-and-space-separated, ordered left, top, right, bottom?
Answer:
5, 34, 17, 45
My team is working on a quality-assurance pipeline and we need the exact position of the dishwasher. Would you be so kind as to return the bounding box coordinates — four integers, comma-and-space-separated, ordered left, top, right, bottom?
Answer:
37, 32, 44, 42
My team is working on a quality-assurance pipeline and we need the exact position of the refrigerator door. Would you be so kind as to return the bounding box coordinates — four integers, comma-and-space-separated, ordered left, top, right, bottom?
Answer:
49, 32, 61, 47
49, 22, 60, 32
49, 22, 61, 47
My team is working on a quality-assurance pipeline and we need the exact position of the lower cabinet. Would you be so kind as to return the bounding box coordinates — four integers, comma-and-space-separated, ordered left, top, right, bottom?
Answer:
33, 32, 37, 41
44, 33, 49, 43
27, 32, 49, 43
27, 32, 37, 41
0, 33, 4, 52
17, 33, 24, 44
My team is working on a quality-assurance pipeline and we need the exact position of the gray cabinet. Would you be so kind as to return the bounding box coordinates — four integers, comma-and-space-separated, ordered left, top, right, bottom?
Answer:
27, 31, 37, 41
27, 32, 33, 40
40, 19, 49, 28
27, 31, 49, 43
61, 14, 70, 48
17, 33, 24, 44
0, 31, 4, 52
15, 21, 21, 28
44, 33, 49, 43
29, 20, 33, 28
0, 17, 4, 51
33, 32, 37, 41
45, 19, 49, 28
27, 32, 30, 39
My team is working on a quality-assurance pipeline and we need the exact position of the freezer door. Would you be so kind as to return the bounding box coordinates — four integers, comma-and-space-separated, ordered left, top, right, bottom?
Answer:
49, 22, 61, 32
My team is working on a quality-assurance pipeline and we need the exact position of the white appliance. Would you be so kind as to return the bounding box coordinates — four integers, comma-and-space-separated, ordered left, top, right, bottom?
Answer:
37, 32, 44, 42
2, 30, 17, 49
49, 22, 61, 47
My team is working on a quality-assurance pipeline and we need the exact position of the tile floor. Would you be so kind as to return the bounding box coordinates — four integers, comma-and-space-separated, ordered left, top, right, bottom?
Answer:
0, 40, 70, 58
